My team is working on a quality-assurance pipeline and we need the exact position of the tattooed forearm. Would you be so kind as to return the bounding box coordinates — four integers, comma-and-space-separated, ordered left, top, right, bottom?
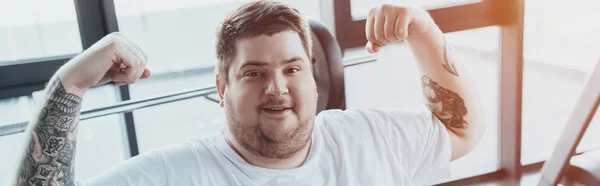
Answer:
441, 37, 459, 77
15, 78, 81, 186
421, 76, 467, 129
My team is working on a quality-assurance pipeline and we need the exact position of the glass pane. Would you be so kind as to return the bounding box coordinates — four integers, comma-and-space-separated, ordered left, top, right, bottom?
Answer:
133, 97, 225, 153
128, 68, 222, 153
75, 115, 128, 181
0, 85, 125, 184
129, 71, 215, 99
114, 0, 320, 77
350, 0, 482, 19
0, 132, 27, 185
0, 96, 37, 184
521, 0, 600, 164
344, 26, 500, 182
0, 0, 82, 62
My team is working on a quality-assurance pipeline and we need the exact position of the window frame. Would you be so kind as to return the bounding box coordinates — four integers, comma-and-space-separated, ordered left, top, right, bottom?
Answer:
0, 54, 75, 99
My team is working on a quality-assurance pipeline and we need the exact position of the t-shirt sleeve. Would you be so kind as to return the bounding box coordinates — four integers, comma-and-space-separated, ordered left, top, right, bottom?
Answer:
75, 150, 168, 186
347, 108, 452, 185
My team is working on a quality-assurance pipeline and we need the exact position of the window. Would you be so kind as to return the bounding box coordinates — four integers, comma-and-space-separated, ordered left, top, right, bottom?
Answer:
0, 0, 82, 62
0, 132, 27, 184
74, 115, 129, 180
521, 0, 600, 164
133, 97, 224, 153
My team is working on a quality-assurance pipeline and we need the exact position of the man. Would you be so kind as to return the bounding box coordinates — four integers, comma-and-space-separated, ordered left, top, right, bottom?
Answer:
14, 1, 484, 185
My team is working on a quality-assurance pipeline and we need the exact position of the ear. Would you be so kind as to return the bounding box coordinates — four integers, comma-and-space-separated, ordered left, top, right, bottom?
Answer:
216, 74, 226, 107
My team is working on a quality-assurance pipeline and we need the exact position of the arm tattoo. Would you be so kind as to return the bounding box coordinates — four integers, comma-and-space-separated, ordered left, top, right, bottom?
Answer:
15, 78, 81, 186
442, 37, 459, 77
421, 76, 468, 129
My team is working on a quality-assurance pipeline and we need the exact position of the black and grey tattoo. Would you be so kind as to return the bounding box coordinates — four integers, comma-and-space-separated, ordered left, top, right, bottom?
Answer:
421, 76, 467, 129
15, 78, 81, 186
442, 37, 459, 77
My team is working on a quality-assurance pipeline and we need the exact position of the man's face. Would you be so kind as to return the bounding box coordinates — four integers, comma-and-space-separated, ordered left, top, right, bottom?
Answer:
217, 30, 318, 159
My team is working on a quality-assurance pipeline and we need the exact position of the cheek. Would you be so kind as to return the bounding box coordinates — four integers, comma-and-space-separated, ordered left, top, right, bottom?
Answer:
290, 76, 318, 108
232, 83, 262, 112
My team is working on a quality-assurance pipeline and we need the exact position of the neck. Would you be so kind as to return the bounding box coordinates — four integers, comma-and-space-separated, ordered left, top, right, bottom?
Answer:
224, 128, 311, 169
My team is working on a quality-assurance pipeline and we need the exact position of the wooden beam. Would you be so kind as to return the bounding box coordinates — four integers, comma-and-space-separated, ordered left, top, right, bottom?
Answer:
497, 0, 525, 178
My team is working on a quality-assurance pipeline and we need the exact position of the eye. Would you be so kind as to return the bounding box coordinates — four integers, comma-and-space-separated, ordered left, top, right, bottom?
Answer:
287, 68, 300, 73
244, 71, 262, 77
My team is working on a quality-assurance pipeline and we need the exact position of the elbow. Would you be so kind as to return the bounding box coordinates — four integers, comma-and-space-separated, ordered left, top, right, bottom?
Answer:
450, 118, 486, 161
465, 117, 486, 152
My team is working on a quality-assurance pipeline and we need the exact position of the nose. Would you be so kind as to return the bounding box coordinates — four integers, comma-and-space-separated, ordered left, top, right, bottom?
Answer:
265, 73, 289, 98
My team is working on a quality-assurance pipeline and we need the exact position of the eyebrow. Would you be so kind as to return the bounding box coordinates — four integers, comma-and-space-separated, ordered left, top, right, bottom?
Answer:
239, 56, 303, 69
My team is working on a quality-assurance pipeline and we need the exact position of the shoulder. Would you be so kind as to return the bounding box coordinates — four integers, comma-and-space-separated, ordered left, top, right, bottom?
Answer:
156, 134, 222, 164
315, 108, 436, 140
316, 108, 429, 127
316, 108, 373, 123
314, 108, 387, 138
150, 134, 227, 174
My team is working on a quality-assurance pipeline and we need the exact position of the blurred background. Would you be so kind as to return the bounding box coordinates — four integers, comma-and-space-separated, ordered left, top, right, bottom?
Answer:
1, 0, 599, 185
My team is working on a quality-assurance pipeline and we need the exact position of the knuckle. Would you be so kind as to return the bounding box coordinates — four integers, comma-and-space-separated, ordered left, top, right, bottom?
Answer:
395, 30, 404, 38
373, 33, 380, 41
107, 39, 120, 49
398, 7, 413, 17
106, 36, 125, 48
385, 33, 396, 40
369, 6, 378, 16
394, 28, 402, 34
397, 6, 408, 13
380, 4, 393, 11
367, 34, 377, 42
375, 32, 385, 41
105, 39, 123, 54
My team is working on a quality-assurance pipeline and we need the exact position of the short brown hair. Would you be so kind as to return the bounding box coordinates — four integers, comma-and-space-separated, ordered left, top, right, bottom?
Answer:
215, 0, 312, 82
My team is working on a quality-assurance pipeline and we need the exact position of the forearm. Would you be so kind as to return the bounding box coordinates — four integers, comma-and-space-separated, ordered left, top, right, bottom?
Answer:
14, 75, 83, 186
406, 25, 485, 141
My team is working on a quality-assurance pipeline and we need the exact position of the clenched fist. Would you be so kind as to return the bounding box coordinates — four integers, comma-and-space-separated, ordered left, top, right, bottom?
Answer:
365, 5, 435, 53
56, 32, 151, 96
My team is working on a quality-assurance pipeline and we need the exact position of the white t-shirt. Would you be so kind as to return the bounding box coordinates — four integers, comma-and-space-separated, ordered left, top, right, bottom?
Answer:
77, 108, 452, 186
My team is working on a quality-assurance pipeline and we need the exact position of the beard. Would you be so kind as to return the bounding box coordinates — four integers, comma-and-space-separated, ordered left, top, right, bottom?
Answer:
225, 99, 315, 159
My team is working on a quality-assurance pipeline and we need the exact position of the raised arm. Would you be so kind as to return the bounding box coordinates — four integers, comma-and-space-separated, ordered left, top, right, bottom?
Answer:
365, 5, 485, 160
14, 32, 150, 186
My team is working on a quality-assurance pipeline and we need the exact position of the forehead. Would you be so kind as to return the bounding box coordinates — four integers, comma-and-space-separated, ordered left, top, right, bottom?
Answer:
232, 30, 307, 68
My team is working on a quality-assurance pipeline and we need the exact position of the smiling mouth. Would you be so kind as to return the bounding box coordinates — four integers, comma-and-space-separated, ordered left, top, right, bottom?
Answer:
261, 107, 292, 116
264, 107, 288, 111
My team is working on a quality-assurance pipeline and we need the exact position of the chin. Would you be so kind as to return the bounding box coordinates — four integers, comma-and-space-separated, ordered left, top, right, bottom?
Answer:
227, 106, 315, 159
259, 119, 301, 142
